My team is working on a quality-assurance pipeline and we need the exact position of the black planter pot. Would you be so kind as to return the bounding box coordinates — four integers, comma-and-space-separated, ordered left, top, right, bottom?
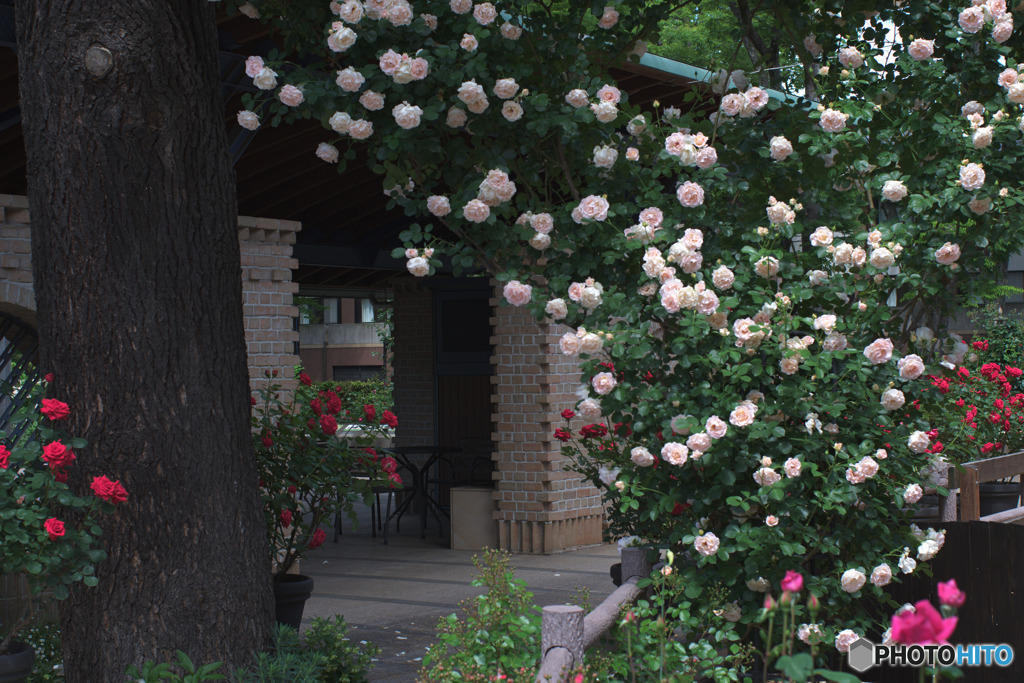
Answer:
273, 574, 315, 630
0, 641, 35, 683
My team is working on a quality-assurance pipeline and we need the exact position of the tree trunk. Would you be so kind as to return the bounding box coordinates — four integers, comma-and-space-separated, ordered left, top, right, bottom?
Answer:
14, 1, 273, 677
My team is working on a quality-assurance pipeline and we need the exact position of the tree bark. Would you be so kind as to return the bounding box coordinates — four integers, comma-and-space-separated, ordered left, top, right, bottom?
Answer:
14, 1, 273, 677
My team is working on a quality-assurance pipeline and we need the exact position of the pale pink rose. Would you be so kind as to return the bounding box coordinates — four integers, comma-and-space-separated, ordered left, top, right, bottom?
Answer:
962, 100, 984, 117
593, 145, 618, 169
378, 49, 401, 75
904, 483, 924, 504
392, 102, 423, 129
677, 181, 704, 208
245, 56, 264, 79
544, 298, 567, 320
780, 357, 800, 375
857, 456, 879, 478
696, 290, 719, 316
729, 402, 756, 427
838, 47, 864, 69
882, 180, 908, 202
846, 467, 866, 485
592, 372, 617, 396
694, 532, 719, 556
720, 93, 743, 116
706, 415, 728, 439
863, 338, 894, 364
502, 281, 531, 307
819, 109, 849, 132
565, 89, 589, 108
559, 332, 581, 355
969, 197, 991, 215
875, 448, 888, 460
835, 630, 860, 653
630, 446, 654, 467
580, 285, 603, 310
908, 38, 934, 61
359, 90, 384, 111
993, 18, 1013, 43
500, 22, 523, 40
493, 78, 519, 100
784, 458, 801, 478
460, 33, 479, 51
427, 196, 451, 217
450, 0, 472, 13
458, 80, 486, 105
279, 84, 305, 107
567, 282, 584, 302
239, 2, 260, 18
871, 564, 892, 587
766, 200, 795, 225
754, 467, 781, 487
339, 0, 363, 23
695, 146, 717, 168
385, 0, 413, 25
576, 195, 610, 222
755, 256, 780, 278
813, 314, 837, 332
959, 6, 985, 33
348, 119, 373, 140
745, 87, 768, 110
578, 398, 601, 419
804, 34, 822, 56
467, 97, 489, 114
327, 25, 357, 52
870, 247, 895, 269
851, 247, 867, 267
502, 102, 523, 122
686, 433, 711, 452
1008, 82, 1024, 104
578, 332, 602, 354
711, 265, 735, 290
406, 256, 429, 277
253, 67, 278, 90
463, 199, 490, 223
998, 67, 1019, 88
638, 207, 663, 227
972, 126, 993, 149
661, 442, 689, 466
643, 248, 666, 279
626, 147, 639, 161
473, 2, 497, 25
935, 242, 961, 266
409, 58, 429, 81
678, 252, 703, 275
405, 248, 418, 259
315, 142, 339, 164
237, 110, 260, 130
336, 67, 366, 92
765, 515, 779, 527
907, 431, 930, 454
598, 5, 619, 28
841, 569, 866, 593
769, 136, 793, 161
880, 388, 905, 411
591, 100, 618, 123
446, 106, 468, 128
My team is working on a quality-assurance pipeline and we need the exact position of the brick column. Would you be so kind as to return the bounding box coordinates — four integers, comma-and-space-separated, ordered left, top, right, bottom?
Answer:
490, 286, 604, 553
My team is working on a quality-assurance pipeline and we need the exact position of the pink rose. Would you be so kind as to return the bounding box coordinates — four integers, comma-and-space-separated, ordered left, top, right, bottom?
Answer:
835, 630, 860, 653
315, 142, 339, 163
907, 431, 930, 454
958, 6, 985, 33
458, 80, 486, 105
278, 84, 305, 107
427, 196, 450, 217
359, 90, 385, 111
565, 89, 589, 108
838, 47, 864, 69
339, 0, 363, 23
327, 25, 357, 52
463, 199, 491, 223
592, 372, 617, 395
493, 78, 519, 100
253, 67, 277, 90
780, 570, 803, 593
882, 180, 908, 202
694, 532, 719, 557
745, 87, 768, 110
660, 442, 689, 466
245, 55, 264, 78
598, 6, 619, 28
460, 33, 479, 51
450, 0, 472, 13
336, 67, 365, 92
578, 398, 601, 419
596, 84, 621, 104
392, 102, 423, 129
630, 447, 654, 467
711, 266, 735, 290
863, 338, 894, 364
695, 146, 717, 168
769, 136, 793, 161
934, 242, 961, 266
959, 162, 985, 190
898, 354, 925, 380
779, 357, 800, 375
559, 332, 581, 355
501, 22, 523, 40
998, 67, 1019, 89
892, 600, 957, 645
503, 280, 532, 307
575, 195, 610, 222
378, 49, 401, 75
676, 181, 704, 208
706, 415, 727, 439
237, 110, 259, 131
880, 388, 905, 411
871, 564, 893, 587
473, 2, 497, 24
754, 467, 781, 487
348, 119, 373, 140
819, 108, 849, 132
937, 579, 966, 608
908, 38, 934, 61
904, 483, 924, 504
386, 0, 413, 26
545, 298, 567, 320
729, 402, 756, 427
841, 569, 866, 593
591, 100, 618, 123
686, 432, 711, 452
784, 458, 801, 478
406, 257, 429, 277
446, 107, 468, 128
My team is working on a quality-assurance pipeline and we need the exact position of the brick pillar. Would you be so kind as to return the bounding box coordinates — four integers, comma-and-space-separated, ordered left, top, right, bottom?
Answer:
392, 277, 435, 446
490, 285, 604, 553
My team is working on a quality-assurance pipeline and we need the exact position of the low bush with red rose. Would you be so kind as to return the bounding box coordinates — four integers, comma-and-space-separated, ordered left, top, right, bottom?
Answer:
918, 339, 1024, 464
253, 371, 399, 576
0, 376, 127, 655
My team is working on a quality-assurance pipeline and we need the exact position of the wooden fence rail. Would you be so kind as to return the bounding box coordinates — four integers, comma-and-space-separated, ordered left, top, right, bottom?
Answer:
534, 546, 653, 683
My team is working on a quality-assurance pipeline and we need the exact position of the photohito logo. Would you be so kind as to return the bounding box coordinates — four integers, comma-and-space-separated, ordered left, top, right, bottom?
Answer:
847, 638, 1015, 672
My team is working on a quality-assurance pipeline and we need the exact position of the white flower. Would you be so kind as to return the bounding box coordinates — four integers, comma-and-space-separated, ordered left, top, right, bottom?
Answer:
746, 577, 769, 592
898, 549, 917, 574
917, 539, 941, 561
871, 563, 892, 587
841, 568, 866, 593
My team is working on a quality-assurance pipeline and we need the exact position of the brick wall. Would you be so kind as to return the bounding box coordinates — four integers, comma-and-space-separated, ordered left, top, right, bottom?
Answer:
392, 277, 434, 447
490, 284, 604, 553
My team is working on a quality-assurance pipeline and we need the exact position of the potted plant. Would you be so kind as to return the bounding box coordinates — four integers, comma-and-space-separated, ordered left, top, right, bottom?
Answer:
0, 376, 126, 681
252, 371, 399, 628
918, 337, 1024, 516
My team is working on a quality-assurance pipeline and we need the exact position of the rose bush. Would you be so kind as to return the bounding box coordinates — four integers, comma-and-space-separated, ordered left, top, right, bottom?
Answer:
252, 372, 399, 575
0, 377, 126, 655
222, 0, 1022, 664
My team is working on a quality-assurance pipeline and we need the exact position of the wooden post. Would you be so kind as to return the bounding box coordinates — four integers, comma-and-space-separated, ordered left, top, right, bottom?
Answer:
541, 604, 584, 667
961, 465, 981, 522
620, 546, 652, 582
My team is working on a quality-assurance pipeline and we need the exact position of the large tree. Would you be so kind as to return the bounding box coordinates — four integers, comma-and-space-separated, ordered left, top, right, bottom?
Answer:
14, 1, 272, 676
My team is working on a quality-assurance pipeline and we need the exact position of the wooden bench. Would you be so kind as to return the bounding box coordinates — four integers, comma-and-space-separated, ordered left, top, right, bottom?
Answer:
939, 450, 1024, 523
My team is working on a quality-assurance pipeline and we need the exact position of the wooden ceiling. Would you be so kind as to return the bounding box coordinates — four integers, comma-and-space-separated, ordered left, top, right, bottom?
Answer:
0, 4, 717, 289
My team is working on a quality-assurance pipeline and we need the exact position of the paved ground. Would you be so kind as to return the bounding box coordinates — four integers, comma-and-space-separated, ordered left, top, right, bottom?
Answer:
298, 503, 619, 682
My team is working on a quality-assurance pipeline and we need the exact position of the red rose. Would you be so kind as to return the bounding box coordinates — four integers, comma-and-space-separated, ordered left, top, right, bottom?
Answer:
299, 372, 312, 386
0, 445, 8, 469
320, 414, 338, 436
90, 476, 128, 504
308, 528, 326, 549
561, 409, 575, 420
972, 340, 989, 351
579, 424, 608, 439
43, 373, 54, 383
53, 469, 68, 483
44, 518, 65, 540
553, 428, 572, 442
364, 404, 377, 421
325, 392, 342, 415
381, 456, 398, 473
41, 441, 75, 470
310, 399, 323, 416
280, 509, 293, 527
1007, 367, 1023, 378
250, 396, 257, 406
40, 398, 70, 421
381, 410, 398, 428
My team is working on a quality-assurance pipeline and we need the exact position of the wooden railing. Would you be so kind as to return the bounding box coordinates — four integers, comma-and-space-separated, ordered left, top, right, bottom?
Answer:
534, 546, 653, 683
938, 450, 1024, 523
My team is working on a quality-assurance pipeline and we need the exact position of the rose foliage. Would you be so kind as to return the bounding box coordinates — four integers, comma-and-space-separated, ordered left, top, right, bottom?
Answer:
225, 0, 1024, 659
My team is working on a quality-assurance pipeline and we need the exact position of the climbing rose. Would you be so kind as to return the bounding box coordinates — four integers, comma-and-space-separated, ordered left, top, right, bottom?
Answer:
90, 476, 129, 505
882, 180, 908, 202
937, 579, 966, 608
694, 531, 719, 556
381, 410, 398, 428
892, 600, 957, 645
41, 399, 70, 421
780, 570, 803, 593
502, 280, 533, 307
278, 84, 304, 106
908, 38, 934, 60
41, 441, 75, 470
308, 528, 327, 549
44, 518, 65, 540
